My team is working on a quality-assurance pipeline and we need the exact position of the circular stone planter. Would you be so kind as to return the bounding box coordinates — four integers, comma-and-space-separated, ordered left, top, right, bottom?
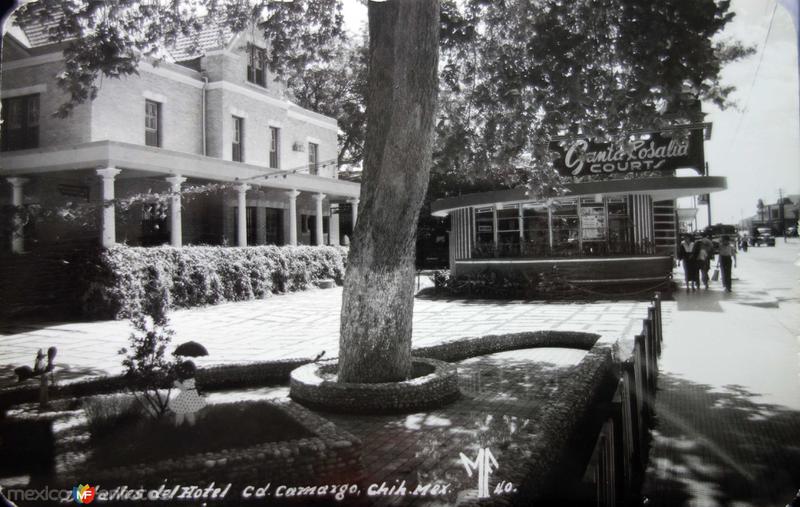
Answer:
289, 358, 459, 414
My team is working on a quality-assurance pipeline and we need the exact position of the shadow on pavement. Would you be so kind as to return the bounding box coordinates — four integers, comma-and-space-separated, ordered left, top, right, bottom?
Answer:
0, 363, 111, 389
643, 373, 800, 507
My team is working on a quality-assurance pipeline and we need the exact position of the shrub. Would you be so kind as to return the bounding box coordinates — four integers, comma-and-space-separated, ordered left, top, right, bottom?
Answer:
82, 245, 349, 319
119, 268, 176, 419
83, 394, 144, 439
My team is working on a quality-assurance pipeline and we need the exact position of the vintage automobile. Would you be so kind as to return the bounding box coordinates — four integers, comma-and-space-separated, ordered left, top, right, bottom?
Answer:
751, 227, 776, 247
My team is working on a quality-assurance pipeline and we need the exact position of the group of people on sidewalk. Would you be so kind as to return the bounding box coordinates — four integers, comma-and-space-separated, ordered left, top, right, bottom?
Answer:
678, 233, 738, 292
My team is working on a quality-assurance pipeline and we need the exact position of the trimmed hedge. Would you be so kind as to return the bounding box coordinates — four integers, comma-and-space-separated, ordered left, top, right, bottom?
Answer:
81, 245, 348, 319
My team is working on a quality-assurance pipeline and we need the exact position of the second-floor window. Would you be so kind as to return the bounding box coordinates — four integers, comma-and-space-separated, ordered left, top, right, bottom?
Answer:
269, 127, 279, 169
1, 94, 39, 151
232, 116, 244, 162
145, 100, 161, 147
247, 44, 267, 87
308, 142, 319, 175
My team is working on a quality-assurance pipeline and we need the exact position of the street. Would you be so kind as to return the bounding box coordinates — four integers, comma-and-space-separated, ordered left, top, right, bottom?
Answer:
644, 238, 800, 506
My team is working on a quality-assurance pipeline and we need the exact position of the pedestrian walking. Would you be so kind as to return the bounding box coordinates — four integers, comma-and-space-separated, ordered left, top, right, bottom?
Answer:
678, 234, 699, 291
696, 233, 713, 289
716, 235, 737, 292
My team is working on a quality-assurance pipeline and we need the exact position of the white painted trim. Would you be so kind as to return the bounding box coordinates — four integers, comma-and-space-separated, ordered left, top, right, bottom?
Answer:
139, 61, 204, 89
288, 107, 338, 131
2, 84, 47, 98
1, 52, 63, 70
267, 120, 283, 129
306, 136, 322, 145
230, 107, 249, 119
205, 49, 241, 61
143, 90, 168, 104
205, 81, 288, 110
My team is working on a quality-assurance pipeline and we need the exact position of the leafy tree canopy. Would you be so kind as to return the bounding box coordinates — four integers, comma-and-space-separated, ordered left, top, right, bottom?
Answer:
12, 0, 749, 193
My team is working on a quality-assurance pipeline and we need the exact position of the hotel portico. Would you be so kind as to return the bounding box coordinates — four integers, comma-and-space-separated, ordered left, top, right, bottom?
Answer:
1, 16, 360, 253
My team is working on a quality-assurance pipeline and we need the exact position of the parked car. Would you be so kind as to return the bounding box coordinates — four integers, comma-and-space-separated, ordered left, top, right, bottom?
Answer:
752, 227, 776, 247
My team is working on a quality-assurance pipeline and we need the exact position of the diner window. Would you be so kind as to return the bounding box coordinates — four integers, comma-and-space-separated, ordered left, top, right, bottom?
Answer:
269, 127, 280, 168
551, 199, 580, 255
145, 100, 161, 147
523, 204, 550, 256
247, 44, 267, 87
607, 198, 631, 254
308, 142, 319, 175
497, 205, 520, 257
474, 207, 494, 242
232, 116, 244, 162
2, 94, 40, 151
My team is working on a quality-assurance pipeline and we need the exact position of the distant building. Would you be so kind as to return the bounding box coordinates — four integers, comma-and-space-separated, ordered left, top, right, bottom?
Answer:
1, 15, 360, 253
741, 195, 800, 235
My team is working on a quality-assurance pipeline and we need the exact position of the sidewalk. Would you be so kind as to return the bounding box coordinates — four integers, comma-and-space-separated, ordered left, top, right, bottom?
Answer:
643, 241, 800, 506
0, 287, 652, 388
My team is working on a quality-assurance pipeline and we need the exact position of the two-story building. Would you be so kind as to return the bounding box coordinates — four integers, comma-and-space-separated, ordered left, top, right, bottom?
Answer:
0, 15, 361, 253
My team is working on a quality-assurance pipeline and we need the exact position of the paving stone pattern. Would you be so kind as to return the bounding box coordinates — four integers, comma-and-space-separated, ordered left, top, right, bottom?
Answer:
0, 288, 652, 388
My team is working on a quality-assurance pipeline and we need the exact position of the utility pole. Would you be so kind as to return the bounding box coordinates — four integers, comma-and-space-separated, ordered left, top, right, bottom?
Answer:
779, 187, 786, 242
705, 162, 712, 227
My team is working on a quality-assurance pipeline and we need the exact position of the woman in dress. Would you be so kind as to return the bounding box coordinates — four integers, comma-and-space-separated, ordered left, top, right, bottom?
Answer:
169, 360, 206, 426
678, 234, 699, 291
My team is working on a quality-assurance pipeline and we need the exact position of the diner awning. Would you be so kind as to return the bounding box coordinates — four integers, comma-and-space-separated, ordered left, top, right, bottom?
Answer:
431, 176, 726, 217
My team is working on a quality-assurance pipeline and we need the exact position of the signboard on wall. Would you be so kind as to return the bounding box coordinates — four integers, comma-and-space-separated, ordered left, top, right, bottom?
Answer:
549, 126, 706, 177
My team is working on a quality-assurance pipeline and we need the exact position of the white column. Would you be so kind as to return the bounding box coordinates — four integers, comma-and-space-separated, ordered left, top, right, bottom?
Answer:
236, 183, 249, 247
285, 189, 299, 246
165, 175, 186, 247
7, 177, 29, 254
96, 168, 121, 248
313, 193, 326, 246
349, 198, 360, 227
329, 203, 340, 246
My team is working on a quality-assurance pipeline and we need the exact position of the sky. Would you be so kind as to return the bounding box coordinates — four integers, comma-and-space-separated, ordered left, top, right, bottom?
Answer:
340, 0, 800, 228
703, 0, 799, 226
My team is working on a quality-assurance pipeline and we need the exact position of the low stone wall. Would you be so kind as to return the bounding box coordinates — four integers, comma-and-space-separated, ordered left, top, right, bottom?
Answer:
289, 358, 460, 414
0, 359, 310, 415
415, 330, 600, 362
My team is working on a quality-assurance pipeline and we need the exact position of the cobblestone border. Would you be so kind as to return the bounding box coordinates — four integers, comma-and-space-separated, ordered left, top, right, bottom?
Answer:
414, 330, 600, 362
289, 358, 460, 414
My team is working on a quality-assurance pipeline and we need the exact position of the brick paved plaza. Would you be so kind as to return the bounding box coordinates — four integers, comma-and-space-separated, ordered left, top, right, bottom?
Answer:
0, 286, 653, 388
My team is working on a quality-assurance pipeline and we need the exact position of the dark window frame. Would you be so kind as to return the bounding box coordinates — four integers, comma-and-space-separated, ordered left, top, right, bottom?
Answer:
269, 126, 280, 169
1, 94, 40, 151
247, 44, 267, 87
308, 142, 319, 175
145, 100, 162, 147
232, 116, 244, 162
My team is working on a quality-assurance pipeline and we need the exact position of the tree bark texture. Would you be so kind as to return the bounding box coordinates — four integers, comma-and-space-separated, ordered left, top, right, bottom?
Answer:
337, 0, 440, 383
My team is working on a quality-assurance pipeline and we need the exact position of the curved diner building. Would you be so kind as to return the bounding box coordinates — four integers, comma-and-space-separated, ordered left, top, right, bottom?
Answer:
431, 124, 726, 287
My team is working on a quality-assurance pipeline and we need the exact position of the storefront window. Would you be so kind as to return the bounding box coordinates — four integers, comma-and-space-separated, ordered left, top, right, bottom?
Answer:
607, 198, 631, 254
474, 208, 494, 256
522, 204, 549, 256
497, 205, 520, 257
551, 199, 579, 256
580, 197, 606, 255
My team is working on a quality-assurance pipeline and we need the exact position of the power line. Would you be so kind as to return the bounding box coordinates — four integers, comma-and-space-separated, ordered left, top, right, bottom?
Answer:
726, 0, 779, 157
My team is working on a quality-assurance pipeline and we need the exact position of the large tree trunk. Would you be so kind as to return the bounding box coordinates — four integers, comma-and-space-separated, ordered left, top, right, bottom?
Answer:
337, 0, 440, 383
